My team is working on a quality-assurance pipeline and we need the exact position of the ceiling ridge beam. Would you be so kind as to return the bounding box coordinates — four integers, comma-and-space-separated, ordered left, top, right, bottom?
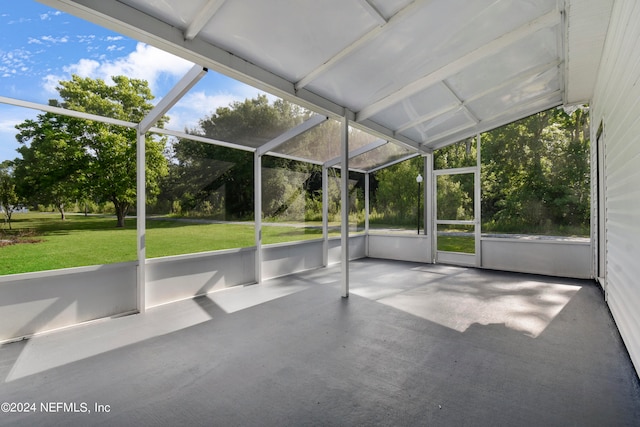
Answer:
184, 0, 227, 40
356, 8, 561, 122
395, 59, 561, 134
295, 0, 422, 91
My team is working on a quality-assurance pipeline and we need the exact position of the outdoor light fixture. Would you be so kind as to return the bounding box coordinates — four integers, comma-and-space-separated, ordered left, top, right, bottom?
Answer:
416, 174, 423, 235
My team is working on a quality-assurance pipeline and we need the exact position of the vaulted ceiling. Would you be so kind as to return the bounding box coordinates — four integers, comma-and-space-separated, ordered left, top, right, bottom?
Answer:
39, 0, 613, 153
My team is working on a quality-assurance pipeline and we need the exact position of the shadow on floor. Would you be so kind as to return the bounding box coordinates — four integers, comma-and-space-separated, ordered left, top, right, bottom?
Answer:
0, 259, 638, 426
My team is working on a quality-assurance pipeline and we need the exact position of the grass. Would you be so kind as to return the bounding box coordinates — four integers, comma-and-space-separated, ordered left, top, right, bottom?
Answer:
0, 213, 343, 275
437, 235, 475, 253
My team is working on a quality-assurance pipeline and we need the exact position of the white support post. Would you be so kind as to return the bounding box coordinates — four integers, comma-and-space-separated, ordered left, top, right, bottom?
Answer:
475, 133, 482, 267
254, 152, 262, 283
322, 165, 329, 267
365, 172, 370, 234
365, 172, 370, 256
422, 155, 427, 236
340, 115, 350, 298
426, 152, 434, 263
136, 130, 146, 312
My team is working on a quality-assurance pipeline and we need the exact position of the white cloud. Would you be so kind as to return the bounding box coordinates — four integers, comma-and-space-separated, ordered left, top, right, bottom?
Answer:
98, 43, 193, 88
42, 42, 194, 95
76, 35, 96, 44
65, 58, 101, 76
39, 11, 62, 20
40, 35, 69, 44
1, 48, 32, 77
106, 45, 124, 52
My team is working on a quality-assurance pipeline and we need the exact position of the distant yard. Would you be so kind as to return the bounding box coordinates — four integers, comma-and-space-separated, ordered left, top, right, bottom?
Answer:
0, 213, 340, 275
2, 213, 483, 275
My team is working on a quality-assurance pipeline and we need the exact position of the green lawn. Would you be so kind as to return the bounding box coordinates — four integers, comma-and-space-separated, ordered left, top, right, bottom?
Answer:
0, 213, 338, 275
1, 213, 483, 275
437, 235, 475, 253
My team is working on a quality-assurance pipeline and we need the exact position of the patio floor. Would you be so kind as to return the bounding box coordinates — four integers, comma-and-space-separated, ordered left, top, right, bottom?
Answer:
0, 259, 639, 426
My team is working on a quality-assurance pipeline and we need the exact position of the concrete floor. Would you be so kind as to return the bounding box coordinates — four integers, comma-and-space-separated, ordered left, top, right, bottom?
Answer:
0, 259, 638, 426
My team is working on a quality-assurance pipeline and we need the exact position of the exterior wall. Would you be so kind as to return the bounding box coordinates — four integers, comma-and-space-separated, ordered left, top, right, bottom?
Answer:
591, 0, 640, 376
0, 263, 137, 342
481, 238, 591, 279
368, 234, 431, 263
145, 248, 256, 308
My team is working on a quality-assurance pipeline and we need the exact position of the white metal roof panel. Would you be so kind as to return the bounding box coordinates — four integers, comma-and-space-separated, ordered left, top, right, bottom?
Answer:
35, 0, 612, 158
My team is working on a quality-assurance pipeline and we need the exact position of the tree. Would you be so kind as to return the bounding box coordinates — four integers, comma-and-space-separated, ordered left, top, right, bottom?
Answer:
372, 156, 423, 225
166, 96, 308, 220
14, 75, 169, 227
0, 161, 20, 229
480, 106, 590, 234
14, 110, 88, 220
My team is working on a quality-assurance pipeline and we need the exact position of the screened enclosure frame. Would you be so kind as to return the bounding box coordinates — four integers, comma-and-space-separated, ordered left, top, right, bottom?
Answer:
1, 0, 606, 309
0, 60, 435, 309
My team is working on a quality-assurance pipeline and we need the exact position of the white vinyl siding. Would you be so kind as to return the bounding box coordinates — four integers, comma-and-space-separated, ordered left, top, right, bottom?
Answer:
591, 0, 640, 376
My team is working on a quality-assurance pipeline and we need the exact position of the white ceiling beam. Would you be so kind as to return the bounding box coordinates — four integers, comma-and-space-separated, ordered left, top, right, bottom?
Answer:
257, 114, 328, 156
357, 0, 387, 25
324, 138, 387, 167
427, 90, 562, 149
395, 60, 561, 134
396, 101, 461, 134
356, 8, 561, 122
367, 152, 421, 173
295, 0, 422, 91
139, 65, 207, 132
441, 81, 479, 124
0, 95, 137, 128
184, 0, 227, 40
149, 127, 255, 152
263, 150, 325, 166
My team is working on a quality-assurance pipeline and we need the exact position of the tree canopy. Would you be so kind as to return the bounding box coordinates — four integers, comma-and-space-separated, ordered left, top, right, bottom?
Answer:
0, 161, 19, 229
13, 75, 168, 227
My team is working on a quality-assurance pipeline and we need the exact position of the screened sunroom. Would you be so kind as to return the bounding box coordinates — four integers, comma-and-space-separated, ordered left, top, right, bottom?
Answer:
1, 0, 639, 424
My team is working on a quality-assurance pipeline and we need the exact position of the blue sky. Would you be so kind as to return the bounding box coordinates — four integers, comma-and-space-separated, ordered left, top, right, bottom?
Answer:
0, 0, 270, 161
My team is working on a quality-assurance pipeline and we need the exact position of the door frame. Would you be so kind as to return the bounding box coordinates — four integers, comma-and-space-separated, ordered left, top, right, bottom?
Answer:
433, 166, 480, 267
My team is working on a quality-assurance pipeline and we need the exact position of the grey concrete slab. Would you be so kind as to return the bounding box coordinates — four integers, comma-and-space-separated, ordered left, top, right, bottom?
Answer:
0, 259, 638, 426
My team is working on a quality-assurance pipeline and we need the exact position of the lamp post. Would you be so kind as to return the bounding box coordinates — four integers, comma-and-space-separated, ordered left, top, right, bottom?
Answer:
416, 173, 423, 235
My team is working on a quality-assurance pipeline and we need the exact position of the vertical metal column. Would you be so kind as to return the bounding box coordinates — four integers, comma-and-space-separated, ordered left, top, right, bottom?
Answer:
322, 165, 329, 267
475, 133, 482, 267
136, 130, 146, 313
365, 172, 370, 256
340, 115, 349, 298
254, 151, 262, 283
426, 153, 434, 263
422, 155, 428, 236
